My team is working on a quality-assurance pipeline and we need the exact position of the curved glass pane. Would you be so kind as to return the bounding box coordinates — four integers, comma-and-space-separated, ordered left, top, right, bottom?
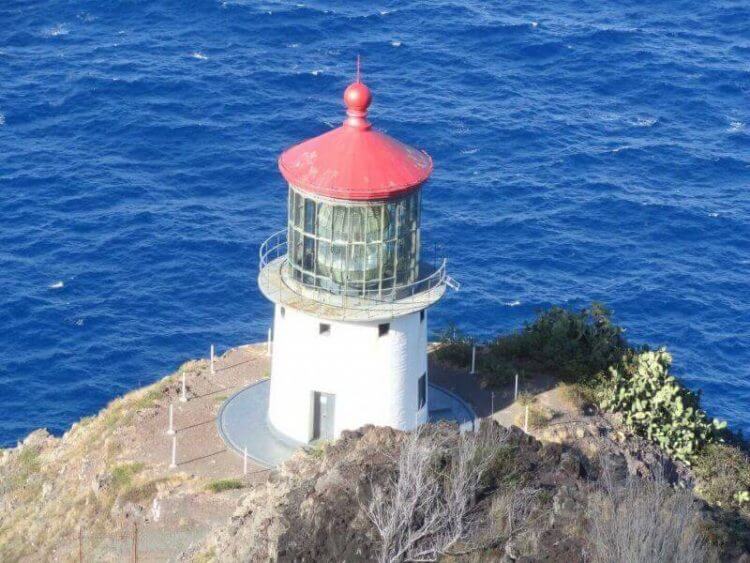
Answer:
287, 187, 421, 294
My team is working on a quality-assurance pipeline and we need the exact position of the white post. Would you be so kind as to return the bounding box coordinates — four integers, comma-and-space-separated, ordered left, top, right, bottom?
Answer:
524, 405, 529, 433
210, 344, 215, 376
243, 446, 248, 475
491, 391, 495, 415
169, 435, 177, 469
470, 345, 476, 375
514, 373, 519, 401
180, 372, 187, 403
167, 403, 175, 436
267, 327, 272, 357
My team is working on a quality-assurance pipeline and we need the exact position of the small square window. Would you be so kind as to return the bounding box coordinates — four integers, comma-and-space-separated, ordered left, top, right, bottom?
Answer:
319, 323, 331, 336
419, 310, 425, 323
378, 323, 390, 337
280, 306, 286, 318
418, 373, 426, 410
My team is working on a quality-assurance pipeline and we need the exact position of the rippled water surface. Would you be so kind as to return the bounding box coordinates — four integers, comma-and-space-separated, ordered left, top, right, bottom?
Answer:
1, 0, 749, 445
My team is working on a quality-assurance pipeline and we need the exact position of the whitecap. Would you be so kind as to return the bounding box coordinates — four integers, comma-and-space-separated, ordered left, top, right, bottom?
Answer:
505, 300, 521, 307
191, 51, 208, 60
287, 43, 300, 48
460, 148, 479, 155
531, 21, 539, 28
708, 212, 719, 217
631, 116, 657, 127
43, 24, 69, 37
49, 280, 64, 289
0, 113, 5, 126
728, 121, 744, 133
75, 319, 84, 327
311, 69, 321, 76
390, 40, 402, 47
380, 9, 391, 15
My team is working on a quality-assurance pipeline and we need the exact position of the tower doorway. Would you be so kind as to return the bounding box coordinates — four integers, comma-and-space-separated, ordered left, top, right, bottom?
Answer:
312, 391, 335, 441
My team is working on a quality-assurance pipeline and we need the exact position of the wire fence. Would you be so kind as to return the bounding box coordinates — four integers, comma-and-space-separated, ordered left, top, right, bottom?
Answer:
60, 521, 205, 562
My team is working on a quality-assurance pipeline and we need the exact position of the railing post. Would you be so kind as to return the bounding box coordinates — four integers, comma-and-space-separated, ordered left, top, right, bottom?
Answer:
167, 403, 175, 436
470, 345, 476, 375
132, 521, 138, 563
180, 372, 187, 403
170, 435, 177, 469
210, 344, 215, 376
514, 373, 519, 401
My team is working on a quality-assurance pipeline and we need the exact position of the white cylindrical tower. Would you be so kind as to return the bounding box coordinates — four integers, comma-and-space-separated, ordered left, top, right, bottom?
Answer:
258, 77, 454, 444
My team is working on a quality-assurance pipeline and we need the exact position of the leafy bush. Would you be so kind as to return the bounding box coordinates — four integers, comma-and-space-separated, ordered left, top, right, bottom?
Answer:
434, 324, 474, 368
601, 349, 726, 464
206, 479, 244, 493
489, 303, 626, 384
693, 443, 750, 513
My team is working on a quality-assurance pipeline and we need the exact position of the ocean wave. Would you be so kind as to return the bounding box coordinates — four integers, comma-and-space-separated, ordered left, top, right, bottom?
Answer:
42, 24, 69, 37
728, 120, 745, 133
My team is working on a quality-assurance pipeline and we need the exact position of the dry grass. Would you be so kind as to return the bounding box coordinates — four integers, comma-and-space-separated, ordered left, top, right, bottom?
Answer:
514, 405, 554, 430
587, 473, 716, 563
557, 382, 599, 413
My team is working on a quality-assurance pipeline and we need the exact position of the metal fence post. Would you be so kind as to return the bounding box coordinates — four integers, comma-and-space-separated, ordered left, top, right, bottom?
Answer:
524, 405, 529, 433
514, 373, 519, 401
170, 435, 177, 469
470, 345, 476, 375
180, 372, 187, 403
132, 521, 138, 563
491, 391, 495, 415
167, 403, 175, 436
210, 344, 215, 376
267, 327, 272, 357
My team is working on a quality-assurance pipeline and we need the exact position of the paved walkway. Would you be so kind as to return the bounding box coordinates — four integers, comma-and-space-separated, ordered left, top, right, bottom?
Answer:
217, 378, 477, 467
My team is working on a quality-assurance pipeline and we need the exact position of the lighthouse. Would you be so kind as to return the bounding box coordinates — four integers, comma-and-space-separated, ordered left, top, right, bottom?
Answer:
257, 75, 454, 445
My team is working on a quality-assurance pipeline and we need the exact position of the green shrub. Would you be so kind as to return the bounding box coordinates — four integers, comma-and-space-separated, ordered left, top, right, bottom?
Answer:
435, 304, 625, 390
205, 479, 244, 493
111, 462, 145, 490
490, 303, 626, 385
693, 443, 750, 513
601, 349, 726, 464
434, 324, 474, 368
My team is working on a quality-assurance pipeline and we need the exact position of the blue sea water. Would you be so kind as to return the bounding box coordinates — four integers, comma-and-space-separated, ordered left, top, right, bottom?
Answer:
1, 0, 749, 446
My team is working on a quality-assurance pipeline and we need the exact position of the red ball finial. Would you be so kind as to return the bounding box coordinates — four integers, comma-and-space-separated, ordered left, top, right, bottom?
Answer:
343, 81, 372, 114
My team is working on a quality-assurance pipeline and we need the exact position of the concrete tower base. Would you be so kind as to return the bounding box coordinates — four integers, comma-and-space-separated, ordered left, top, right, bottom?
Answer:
267, 304, 429, 444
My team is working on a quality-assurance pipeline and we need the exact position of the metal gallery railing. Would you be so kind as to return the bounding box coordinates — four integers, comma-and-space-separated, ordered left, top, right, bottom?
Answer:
258, 229, 458, 314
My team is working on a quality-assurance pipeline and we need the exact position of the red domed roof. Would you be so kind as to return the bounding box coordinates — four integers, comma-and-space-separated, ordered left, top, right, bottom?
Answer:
278, 80, 433, 201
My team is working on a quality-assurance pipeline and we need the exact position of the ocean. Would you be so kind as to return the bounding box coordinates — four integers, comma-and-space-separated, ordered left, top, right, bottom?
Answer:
1, 0, 749, 446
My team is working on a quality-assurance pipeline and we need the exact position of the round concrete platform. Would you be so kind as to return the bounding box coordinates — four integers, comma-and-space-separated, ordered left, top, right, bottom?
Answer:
217, 379, 476, 468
